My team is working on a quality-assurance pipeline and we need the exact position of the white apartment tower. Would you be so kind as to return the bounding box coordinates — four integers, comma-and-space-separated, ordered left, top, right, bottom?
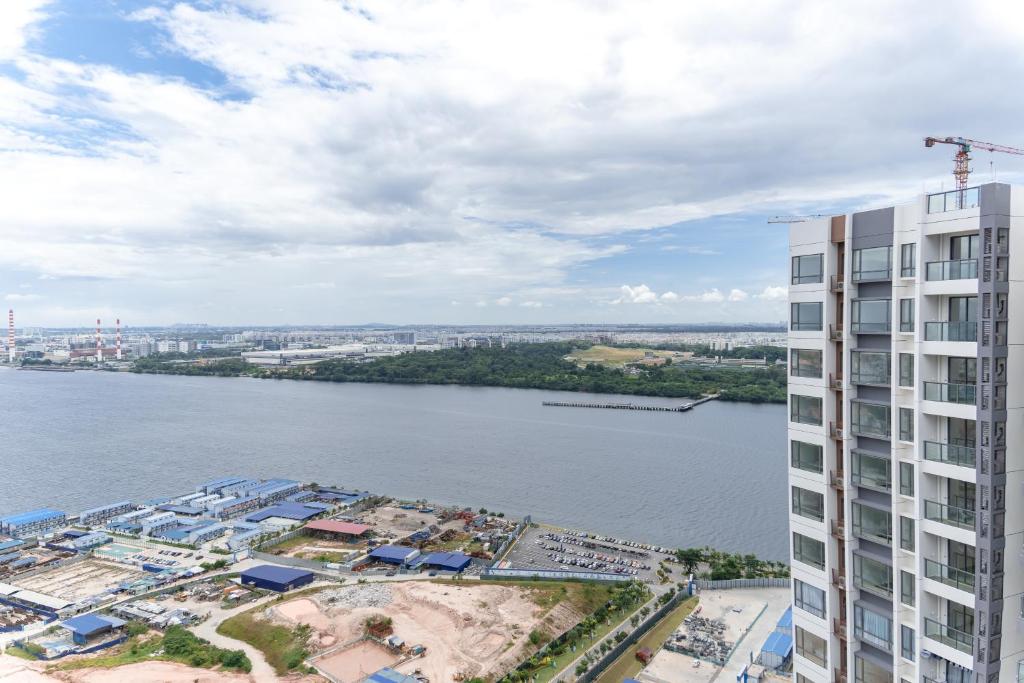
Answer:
787, 183, 1024, 683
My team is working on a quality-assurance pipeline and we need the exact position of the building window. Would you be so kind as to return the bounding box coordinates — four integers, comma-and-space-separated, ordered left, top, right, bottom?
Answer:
853, 245, 892, 281
795, 625, 827, 666
898, 408, 914, 443
855, 654, 893, 683
900, 625, 915, 661
792, 486, 825, 522
790, 348, 823, 378
793, 532, 825, 570
900, 570, 915, 607
791, 394, 823, 426
851, 298, 892, 333
792, 254, 824, 285
901, 243, 916, 278
853, 553, 893, 599
852, 502, 892, 545
851, 401, 891, 439
791, 302, 824, 331
851, 350, 891, 385
794, 579, 826, 619
898, 353, 914, 388
854, 604, 893, 651
852, 449, 891, 491
899, 462, 914, 496
791, 440, 823, 474
900, 516, 914, 552
899, 298, 915, 333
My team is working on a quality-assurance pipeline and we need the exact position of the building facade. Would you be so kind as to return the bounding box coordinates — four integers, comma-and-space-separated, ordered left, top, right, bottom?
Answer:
787, 183, 1023, 682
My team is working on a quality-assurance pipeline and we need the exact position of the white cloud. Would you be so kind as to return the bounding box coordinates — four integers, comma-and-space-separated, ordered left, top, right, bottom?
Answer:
682, 288, 726, 303
474, 300, 488, 307
495, 297, 512, 306
727, 288, 748, 302
613, 284, 659, 304
519, 301, 543, 308
4, 293, 41, 302
660, 291, 679, 302
755, 286, 788, 301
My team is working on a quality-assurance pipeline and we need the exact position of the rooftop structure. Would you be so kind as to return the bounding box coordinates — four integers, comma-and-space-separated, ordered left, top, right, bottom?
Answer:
239, 565, 315, 592
304, 519, 371, 537
0, 509, 66, 539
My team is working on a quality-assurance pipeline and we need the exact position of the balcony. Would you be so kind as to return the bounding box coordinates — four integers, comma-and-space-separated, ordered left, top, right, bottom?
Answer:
925, 258, 978, 281
924, 617, 973, 655
927, 187, 979, 214
850, 320, 891, 334
924, 321, 977, 342
923, 441, 976, 468
923, 381, 976, 405
850, 368, 891, 386
924, 499, 976, 530
924, 558, 976, 593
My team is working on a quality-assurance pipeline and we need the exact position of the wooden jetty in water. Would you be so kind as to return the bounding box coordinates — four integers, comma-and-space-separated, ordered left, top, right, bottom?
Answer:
542, 394, 718, 412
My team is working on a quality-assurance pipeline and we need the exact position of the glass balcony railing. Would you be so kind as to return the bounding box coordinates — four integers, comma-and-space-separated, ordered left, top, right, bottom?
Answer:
927, 187, 979, 214
923, 441, 976, 468
923, 381, 976, 405
924, 617, 973, 655
924, 558, 976, 593
850, 320, 891, 334
924, 321, 977, 342
924, 499, 975, 530
925, 258, 978, 281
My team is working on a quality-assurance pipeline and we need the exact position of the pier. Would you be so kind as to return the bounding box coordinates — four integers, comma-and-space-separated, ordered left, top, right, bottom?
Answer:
542, 394, 718, 412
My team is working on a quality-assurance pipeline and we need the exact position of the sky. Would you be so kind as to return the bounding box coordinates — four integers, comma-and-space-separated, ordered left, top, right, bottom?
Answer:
1, 1, 1023, 326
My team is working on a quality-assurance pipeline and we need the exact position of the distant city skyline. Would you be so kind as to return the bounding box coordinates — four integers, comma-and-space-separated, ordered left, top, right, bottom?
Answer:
1, 1, 1023, 326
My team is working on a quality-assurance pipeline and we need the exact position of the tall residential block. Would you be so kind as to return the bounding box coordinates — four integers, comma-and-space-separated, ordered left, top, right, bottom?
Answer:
787, 183, 1023, 683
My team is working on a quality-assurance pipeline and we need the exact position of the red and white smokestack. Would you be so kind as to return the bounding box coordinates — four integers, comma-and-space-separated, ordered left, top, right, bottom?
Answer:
7, 309, 13, 363
96, 318, 103, 363
116, 318, 122, 361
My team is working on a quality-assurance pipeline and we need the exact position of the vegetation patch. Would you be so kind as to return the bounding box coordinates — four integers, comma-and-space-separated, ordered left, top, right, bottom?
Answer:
52, 626, 250, 673
217, 611, 312, 675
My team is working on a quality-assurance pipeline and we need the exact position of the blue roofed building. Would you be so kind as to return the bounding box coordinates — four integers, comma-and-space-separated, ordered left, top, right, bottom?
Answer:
418, 552, 471, 572
368, 545, 420, 566
79, 501, 133, 527
239, 565, 315, 592
366, 668, 420, 683
245, 503, 323, 524
0, 509, 66, 539
61, 614, 127, 646
0, 538, 24, 553
196, 477, 247, 495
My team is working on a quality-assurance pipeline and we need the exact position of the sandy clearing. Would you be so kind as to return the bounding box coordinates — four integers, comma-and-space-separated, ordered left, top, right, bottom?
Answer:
0, 654, 52, 682
274, 582, 581, 682
316, 641, 397, 683
0, 657, 253, 683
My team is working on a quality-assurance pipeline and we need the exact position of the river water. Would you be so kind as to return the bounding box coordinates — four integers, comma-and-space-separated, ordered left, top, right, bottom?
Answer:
0, 368, 788, 559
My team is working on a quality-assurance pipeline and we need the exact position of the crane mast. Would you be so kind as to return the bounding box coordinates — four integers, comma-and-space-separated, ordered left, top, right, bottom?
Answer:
924, 136, 1024, 208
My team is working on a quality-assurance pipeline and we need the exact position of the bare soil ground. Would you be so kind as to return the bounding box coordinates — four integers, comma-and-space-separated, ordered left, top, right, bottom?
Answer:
0, 657, 253, 683
357, 506, 462, 540
11, 560, 146, 604
315, 641, 398, 683
273, 581, 583, 682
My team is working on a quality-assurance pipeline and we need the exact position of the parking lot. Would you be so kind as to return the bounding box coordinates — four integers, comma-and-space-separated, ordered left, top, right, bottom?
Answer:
498, 524, 674, 582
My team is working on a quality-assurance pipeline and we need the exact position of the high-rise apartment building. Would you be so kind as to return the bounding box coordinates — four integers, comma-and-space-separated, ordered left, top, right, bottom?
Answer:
787, 183, 1022, 683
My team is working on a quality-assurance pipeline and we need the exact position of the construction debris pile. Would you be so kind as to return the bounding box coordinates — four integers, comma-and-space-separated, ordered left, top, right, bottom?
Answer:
315, 583, 394, 610
664, 613, 733, 665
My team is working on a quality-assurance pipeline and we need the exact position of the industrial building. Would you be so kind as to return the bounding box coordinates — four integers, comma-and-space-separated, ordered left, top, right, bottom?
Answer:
61, 614, 127, 646
239, 565, 315, 592
78, 501, 133, 527
368, 545, 421, 566
245, 502, 325, 525
786, 182, 1023, 682
416, 551, 471, 573
0, 509, 66, 539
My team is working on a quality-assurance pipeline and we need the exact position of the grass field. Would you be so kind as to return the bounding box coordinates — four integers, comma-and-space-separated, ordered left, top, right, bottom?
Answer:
593, 596, 698, 683
565, 345, 676, 368
468, 578, 619, 616
217, 611, 311, 675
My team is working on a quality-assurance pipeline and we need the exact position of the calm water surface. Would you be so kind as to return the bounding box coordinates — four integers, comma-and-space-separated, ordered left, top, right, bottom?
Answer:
0, 368, 788, 559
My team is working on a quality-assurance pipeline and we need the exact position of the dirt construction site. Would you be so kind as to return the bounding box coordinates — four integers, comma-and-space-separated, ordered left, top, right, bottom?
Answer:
357, 505, 464, 540
10, 559, 146, 604
269, 581, 582, 682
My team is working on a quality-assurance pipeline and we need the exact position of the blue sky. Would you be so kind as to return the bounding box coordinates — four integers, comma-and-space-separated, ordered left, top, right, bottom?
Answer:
0, 0, 1022, 326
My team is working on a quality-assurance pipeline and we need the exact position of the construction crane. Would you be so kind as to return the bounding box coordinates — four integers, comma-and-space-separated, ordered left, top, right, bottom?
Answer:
924, 136, 1024, 193
767, 214, 828, 224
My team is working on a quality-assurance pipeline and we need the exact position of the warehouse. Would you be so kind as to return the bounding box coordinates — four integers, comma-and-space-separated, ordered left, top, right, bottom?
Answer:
245, 502, 324, 524
368, 545, 420, 566
239, 565, 315, 592
0, 509, 66, 539
79, 501, 133, 527
418, 552, 471, 573
304, 519, 371, 541
61, 613, 127, 646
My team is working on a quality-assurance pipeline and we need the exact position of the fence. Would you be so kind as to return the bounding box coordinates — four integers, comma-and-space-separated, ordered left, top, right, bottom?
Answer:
694, 577, 789, 590
489, 514, 531, 568
483, 567, 631, 583
575, 590, 690, 683
12, 634, 127, 660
